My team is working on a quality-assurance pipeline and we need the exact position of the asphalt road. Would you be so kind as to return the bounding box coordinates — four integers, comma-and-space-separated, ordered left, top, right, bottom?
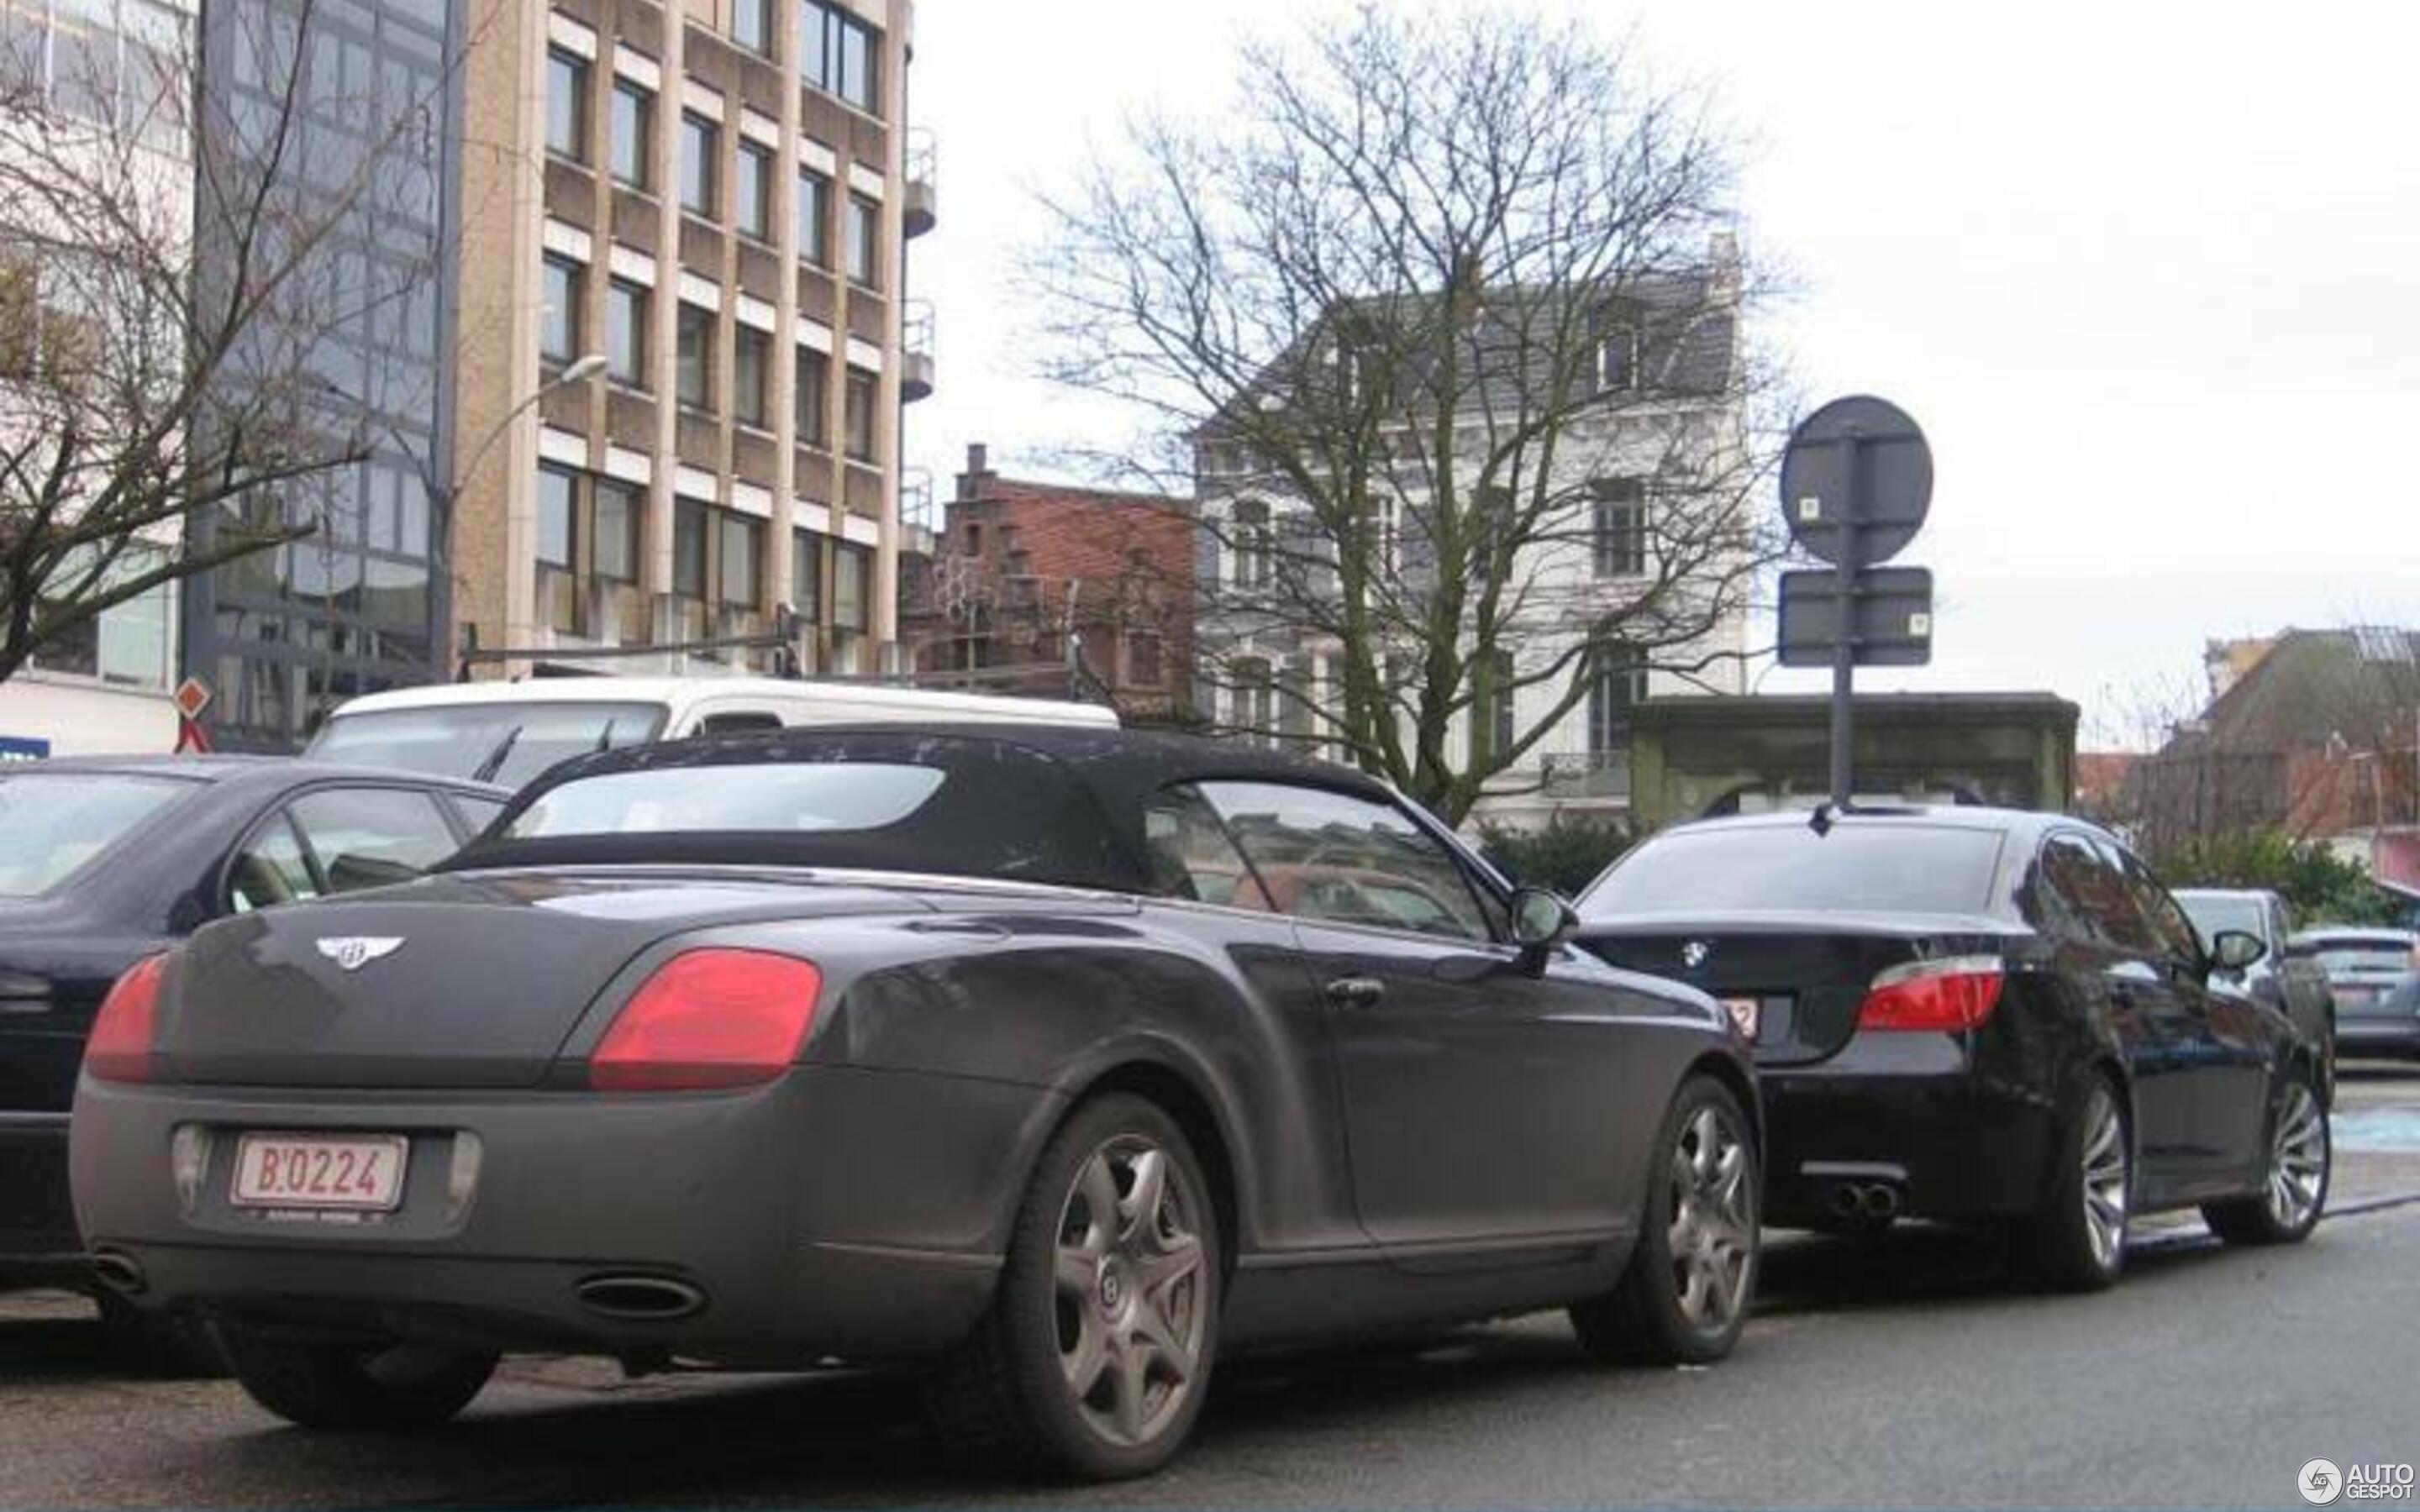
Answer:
5, 1065, 2418, 1510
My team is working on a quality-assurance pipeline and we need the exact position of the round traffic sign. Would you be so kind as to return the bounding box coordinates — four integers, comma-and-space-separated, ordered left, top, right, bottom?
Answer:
1780, 395, 1933, 566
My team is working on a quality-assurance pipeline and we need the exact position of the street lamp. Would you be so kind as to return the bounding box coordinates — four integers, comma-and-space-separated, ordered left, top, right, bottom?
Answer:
435, 352, 608, 675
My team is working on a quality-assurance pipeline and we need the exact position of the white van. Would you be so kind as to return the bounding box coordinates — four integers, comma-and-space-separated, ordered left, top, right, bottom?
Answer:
303, 677, 1118, 789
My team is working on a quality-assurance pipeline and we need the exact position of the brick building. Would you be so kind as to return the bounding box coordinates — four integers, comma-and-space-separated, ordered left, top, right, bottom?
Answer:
899, 444, 1193, 722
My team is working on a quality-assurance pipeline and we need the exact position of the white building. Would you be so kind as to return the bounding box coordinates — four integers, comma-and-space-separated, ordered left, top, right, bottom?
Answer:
0, 0, 196, 756
1192, 236, 1753, 829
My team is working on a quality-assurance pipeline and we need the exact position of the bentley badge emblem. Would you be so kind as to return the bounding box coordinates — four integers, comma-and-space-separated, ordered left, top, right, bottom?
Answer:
1681, 940, 1712, 970
316, 937, 405, 972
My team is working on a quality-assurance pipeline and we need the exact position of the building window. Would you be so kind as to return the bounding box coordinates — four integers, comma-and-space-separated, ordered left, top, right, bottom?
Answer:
1596, 327, 1637, 393
539, 255, 582, 366
800, 2, 879, 114
1231, 499, 1272, 590
718, 512, 761, 606
1233, 659, 1276, 745
610, 79, 652, 189
593, 480, 639, 581
794, 347, 828, 447
733, 0, 773, 57
832, 542, 869, 630
733, 325, 770, 429
843, 366, 876, 460
1128, 631, 1164, 688
1591, 479, 1646, 577
1482, 648, 1516, 759
537, 466, 576, 568
676, 302, 714, 410
735, 139, 773, 239
790, 528, 823, 620
844, 194, 879, 286
678, 111, 718, 217
1586, 644, 1646, 757
673, 499, 709, 599
29, 544, 176, 689
544, 49, 588, 161
796, 169, 830, 265
605, 279, 647, 385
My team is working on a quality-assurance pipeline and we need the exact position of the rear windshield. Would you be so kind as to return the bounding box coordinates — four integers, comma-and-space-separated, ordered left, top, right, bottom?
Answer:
0, 773, 190, 897
2291, 937, 2416, 974
2177, 895, 2265, 942
507, 764, 947, 837
308, 702, 667, 787
1579, 823, 2007, 918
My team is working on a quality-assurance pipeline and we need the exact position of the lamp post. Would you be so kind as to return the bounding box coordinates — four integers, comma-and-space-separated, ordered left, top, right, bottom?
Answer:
433, 353, 608, 677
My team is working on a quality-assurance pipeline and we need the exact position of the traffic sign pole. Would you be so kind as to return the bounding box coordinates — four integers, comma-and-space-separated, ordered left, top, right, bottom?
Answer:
1828, 432, 1862, 807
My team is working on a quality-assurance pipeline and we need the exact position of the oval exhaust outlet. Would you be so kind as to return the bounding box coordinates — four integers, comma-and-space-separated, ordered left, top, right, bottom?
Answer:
574, 1274, 707, 1320
90, 1250, 147, 1295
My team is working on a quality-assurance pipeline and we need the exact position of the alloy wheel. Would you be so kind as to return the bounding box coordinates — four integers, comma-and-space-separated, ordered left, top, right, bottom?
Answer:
2264, 1081, 2328, 1231
1052, 1135, 1207, 1448
2080, 1085, 2129, 1271
1665, 1102, 1754, 1332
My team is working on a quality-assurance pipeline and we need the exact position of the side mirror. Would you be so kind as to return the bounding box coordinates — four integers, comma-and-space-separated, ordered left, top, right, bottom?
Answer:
2209, 928, 2268, 974
1510, 886, 1579, 974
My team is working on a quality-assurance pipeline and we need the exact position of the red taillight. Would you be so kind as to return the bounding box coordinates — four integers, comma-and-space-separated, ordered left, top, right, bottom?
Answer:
86, 955, 167, 1084
588, 948, 823, 1092
1856, 956, 2005, 1032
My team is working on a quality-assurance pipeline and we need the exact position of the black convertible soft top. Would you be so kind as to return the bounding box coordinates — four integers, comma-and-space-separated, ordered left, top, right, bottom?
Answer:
441, 723, 1402, 894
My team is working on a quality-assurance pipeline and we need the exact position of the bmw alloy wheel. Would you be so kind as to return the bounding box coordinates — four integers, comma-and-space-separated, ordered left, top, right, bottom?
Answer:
2263, 1081, 2328, 1231
1052, 1135, 1208, 1449
2079, 1084, 2130, 1273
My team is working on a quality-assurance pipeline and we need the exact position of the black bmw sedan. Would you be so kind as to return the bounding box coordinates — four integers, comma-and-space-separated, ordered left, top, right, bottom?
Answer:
2, 758, 505, 1312
1575, 806, 2328, 1291
72, 727, 1758, 1478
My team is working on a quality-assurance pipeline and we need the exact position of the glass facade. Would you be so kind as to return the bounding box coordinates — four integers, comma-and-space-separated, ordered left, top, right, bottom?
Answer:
183, 0, 460, 750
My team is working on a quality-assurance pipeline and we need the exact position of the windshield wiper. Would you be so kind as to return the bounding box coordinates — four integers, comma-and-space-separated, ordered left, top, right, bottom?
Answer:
471, 725, 523, 785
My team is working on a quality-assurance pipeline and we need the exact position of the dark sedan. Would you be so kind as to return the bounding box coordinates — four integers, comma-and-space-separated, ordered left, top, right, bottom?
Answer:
71, 727, 1759, 1479
3, 757, 506, 1317
1576, 806, 2328, 1291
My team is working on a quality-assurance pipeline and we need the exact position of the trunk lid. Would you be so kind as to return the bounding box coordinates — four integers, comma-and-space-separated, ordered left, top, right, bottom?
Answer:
158, 869, 936, 1089
1578, 910, 2028, 1065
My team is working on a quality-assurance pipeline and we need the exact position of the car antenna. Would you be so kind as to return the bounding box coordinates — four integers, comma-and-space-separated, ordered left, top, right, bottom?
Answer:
1807, 801, 1837, 837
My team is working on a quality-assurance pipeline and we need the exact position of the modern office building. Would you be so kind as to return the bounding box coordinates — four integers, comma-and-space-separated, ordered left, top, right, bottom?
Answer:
181, 0, 466, 749
447, 0, 925, 680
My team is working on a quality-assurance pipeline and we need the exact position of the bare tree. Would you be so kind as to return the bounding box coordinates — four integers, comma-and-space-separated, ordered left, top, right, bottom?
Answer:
0, 0, 456, 688
1023, 4, 1786, 822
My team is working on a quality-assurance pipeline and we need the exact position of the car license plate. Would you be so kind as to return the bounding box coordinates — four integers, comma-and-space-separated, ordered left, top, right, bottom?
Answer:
1719, 996, 1762, 1040
2337, 986, 2376, 1008
231, 1133, 408, 1212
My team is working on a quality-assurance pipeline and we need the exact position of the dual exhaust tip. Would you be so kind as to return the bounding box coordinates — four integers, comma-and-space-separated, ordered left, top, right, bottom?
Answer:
1826, 1181, 1902, 1221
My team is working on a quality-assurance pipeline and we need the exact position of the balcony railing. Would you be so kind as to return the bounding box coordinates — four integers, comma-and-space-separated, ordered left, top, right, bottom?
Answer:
903, 128, 937, 239
901, 299, 934, 402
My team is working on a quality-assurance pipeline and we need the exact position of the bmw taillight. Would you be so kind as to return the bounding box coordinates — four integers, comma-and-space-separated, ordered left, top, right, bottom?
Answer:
86, 955, 167, 1084
1855, 955, 2005, 1032
588, 949, 823, 1092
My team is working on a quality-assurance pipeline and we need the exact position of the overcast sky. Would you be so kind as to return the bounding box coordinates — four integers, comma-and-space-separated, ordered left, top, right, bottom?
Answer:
903, 1, 2420, 748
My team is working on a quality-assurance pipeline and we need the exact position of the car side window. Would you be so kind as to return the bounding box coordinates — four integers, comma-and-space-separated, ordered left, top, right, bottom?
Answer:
287, 788, 462, 895
1140, 784, 1270, 910
228, 814, 321, 913
2114, 848, 2204, 969
1192, 780, 1491, 942
450, 794, 507, 836
2034, 832, 2156, 953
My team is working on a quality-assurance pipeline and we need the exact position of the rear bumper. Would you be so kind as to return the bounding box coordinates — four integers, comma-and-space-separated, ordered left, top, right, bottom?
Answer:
1760, 1036, 2061, 1226
0, 1111, 87, 1289
71, 1065, 1063, 1364
2337, 1016, 2420, 1056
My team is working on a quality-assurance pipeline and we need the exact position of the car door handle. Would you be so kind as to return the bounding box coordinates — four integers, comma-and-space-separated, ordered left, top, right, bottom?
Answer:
1324, 975, 1387, 1008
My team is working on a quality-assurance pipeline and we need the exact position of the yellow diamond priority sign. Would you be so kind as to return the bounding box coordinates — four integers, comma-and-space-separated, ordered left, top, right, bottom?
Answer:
172, 676, 213, 721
